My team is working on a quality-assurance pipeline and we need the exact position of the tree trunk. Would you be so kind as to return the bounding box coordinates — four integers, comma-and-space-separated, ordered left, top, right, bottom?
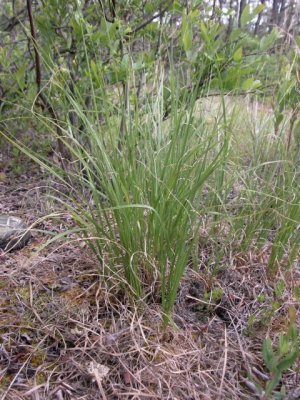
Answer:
278, 0, 287, 27
269, 0, 279, 32
254, 0, 266, 35
211, 0, 217, 19
227, 0, 236, 37
285, 0, 300, 37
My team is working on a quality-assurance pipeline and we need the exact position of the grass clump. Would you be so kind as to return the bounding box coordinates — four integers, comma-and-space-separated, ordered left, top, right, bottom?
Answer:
66, 84, 228, 321
2, 65, 228, 323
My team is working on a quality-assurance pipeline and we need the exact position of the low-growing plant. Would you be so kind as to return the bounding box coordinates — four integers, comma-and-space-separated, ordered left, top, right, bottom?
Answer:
261, 323, 299, 399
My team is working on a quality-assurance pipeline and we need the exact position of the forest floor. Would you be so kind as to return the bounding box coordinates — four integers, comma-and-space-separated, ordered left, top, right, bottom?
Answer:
0, 142, 300, 400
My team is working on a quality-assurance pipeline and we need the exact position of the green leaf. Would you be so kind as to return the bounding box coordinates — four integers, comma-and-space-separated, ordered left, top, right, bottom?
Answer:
277, 352, 299, 373
265, 372, 281, 394
262, 338, 276, 371
144, 2, 157, 13
260, 28, 281, 51
242, 78, 261, 91
67, 35, 73, 50
229, 28, 242, 42
240, 5, 250, 28
200, 21, 210, 45
254, 3, 265, 15
241, 3, 265, 28
279, 335, 290, 355
108, 22, 118, 40
183, 27, 192, 53
233, 47, 243, 62
287, 324, 299, 342
90, 59, 98, 77
35, 15, 53, 37
182, 15, 193, 53
173, 0, 183, 13
27, 83, 37, 103
15, 64, 26, 91
275, 114, 284, 128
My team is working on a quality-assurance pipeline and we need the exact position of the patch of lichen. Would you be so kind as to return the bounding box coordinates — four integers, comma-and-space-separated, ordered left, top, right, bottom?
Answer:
0, 373, 13, 390
0, 279, 10, 290
30, 348, 47, 367
60, 286, 87, 307
0, 327, 8, 336
20, 325, 33, 333
32, 291, 53, 310
14, 286, 31, 301
35, 371, 47, 385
